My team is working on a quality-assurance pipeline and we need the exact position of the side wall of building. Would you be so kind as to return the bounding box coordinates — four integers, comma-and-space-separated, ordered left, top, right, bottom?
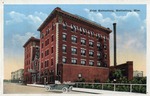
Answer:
60, 64, 109, 83
110, 61, 133, 81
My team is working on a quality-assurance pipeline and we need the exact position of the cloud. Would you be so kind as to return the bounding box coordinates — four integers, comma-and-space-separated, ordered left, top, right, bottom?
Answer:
6, 11, 26, 25
12, 32, 38, 47
84, 8, 146, 53
84, 8, 113, 27
5, 11, 48, 29
112, 12, 146, 53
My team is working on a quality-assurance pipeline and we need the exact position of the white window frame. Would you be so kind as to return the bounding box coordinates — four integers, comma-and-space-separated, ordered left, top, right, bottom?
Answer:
62, 57, 67, 63
81, 38, 86, 45
62, 33, 67, 41
62, 45, 67, 53
71, 35, 77, 43
97, 61, 101, 66
89, 60, 94, 66
81, 49, 86, 56
89, 50, 94, 57
89, 41, 94, 47
71, 47, 77, 54
71, 58, 77, 64
81, 59, 86, 65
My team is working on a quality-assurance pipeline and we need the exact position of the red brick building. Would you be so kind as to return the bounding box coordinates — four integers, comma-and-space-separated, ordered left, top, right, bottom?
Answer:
23, 37, 40, 84
110, 61, 133, 81
37, 7, 112, 84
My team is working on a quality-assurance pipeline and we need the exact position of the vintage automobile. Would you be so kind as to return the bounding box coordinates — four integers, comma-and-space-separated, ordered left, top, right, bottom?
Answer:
45, 81, 74, 93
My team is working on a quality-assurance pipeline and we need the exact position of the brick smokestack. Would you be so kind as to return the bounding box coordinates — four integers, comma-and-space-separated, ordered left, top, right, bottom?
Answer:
113, 23, 117, 67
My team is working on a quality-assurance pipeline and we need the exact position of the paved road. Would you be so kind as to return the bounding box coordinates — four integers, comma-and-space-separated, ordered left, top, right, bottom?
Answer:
3, 82, 91, 94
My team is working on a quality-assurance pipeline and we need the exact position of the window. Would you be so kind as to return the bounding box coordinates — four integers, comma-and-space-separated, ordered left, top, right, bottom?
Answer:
41, 53, 43, 58
89, 61, 94, 66
45, 49, 49, 56
97, 43, 101, 49
97, 61, 101, 66
63, 22, 67, 30
71, 58, 77, 64
104, 54, 107, 59
41, 62, 43, 68
89, 41, 94, 47
51, 47, 54, 53
42, 42, 44, 48
104, 45, 107, 50
89, 51, 94, 57
97, 52, 101, 59
45, 28, 50, 36
51, 59, 54, 65
62, 45, 67, 52
91, 32, 94, 37
81, 49, 86, 56
62, 34, 67, 41
52, 23, 54, 30
71, 24, 76, 31
45, 39, 49, 46
45, 60, 49, 67
71, 47, 77, 54
82, 28, 86, 35
80, 27, 83, 34
40, 33, 44, 39
71, 36, 77, 43
104, 36, 107, 42
81, 60, 86, 65
51, 35, 54, 41
62, 57, 67, 63
81, 39, 86, 45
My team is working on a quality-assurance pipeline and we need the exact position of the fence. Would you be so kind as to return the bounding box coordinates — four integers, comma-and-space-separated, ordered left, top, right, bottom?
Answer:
73, 82, 146, 93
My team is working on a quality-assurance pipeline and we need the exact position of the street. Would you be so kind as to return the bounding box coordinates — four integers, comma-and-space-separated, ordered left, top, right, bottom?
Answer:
3, 82, 90, 94
3, 82, 146, 95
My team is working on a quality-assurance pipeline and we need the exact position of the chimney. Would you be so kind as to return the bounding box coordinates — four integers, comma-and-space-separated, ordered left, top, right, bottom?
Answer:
113, 23, 117, 67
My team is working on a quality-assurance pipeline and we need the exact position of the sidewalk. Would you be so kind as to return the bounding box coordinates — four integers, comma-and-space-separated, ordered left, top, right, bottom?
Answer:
27, 84, 146, 95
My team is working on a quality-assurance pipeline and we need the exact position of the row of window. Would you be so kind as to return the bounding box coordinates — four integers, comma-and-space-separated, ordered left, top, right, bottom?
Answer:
41, 23, 54, 39
41, 59, 54, 68
62, 45, 107, 58
62, 34, 107, 49
42, 35, 54, 48
25, 53, 30, 59
62, 57, 103, 66
62, 22, 109, 41
41, 47, 54, 58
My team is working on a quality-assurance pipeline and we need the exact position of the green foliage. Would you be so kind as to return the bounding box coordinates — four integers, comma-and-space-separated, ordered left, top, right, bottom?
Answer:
74, 76, 146, 94
103, 84, 114, 91
112, 69, 123, 79
130, 77, 146, 84
116, 85, 130, 92
132, 85, 146, 93
84, 84, 93, 88
93, 84, 102, 89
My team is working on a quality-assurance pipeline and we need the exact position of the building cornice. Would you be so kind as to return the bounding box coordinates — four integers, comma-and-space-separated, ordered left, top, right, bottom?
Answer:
37, 7, 112, 34
23, 37, 40, 47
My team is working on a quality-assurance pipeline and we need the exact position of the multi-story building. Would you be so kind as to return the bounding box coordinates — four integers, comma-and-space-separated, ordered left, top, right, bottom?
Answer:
23, 37, 40, 84
37, 7, 111, 84
11, 69, 24, 83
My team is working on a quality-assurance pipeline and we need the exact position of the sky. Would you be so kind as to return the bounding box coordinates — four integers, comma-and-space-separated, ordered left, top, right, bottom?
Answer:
4, 4, 146, 79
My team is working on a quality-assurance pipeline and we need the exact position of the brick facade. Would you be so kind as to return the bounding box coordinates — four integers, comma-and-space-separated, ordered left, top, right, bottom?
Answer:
110, 61, 133, 81
23, 37, 40, 84
58, 64, 109, 83
37, 7, 111, 84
